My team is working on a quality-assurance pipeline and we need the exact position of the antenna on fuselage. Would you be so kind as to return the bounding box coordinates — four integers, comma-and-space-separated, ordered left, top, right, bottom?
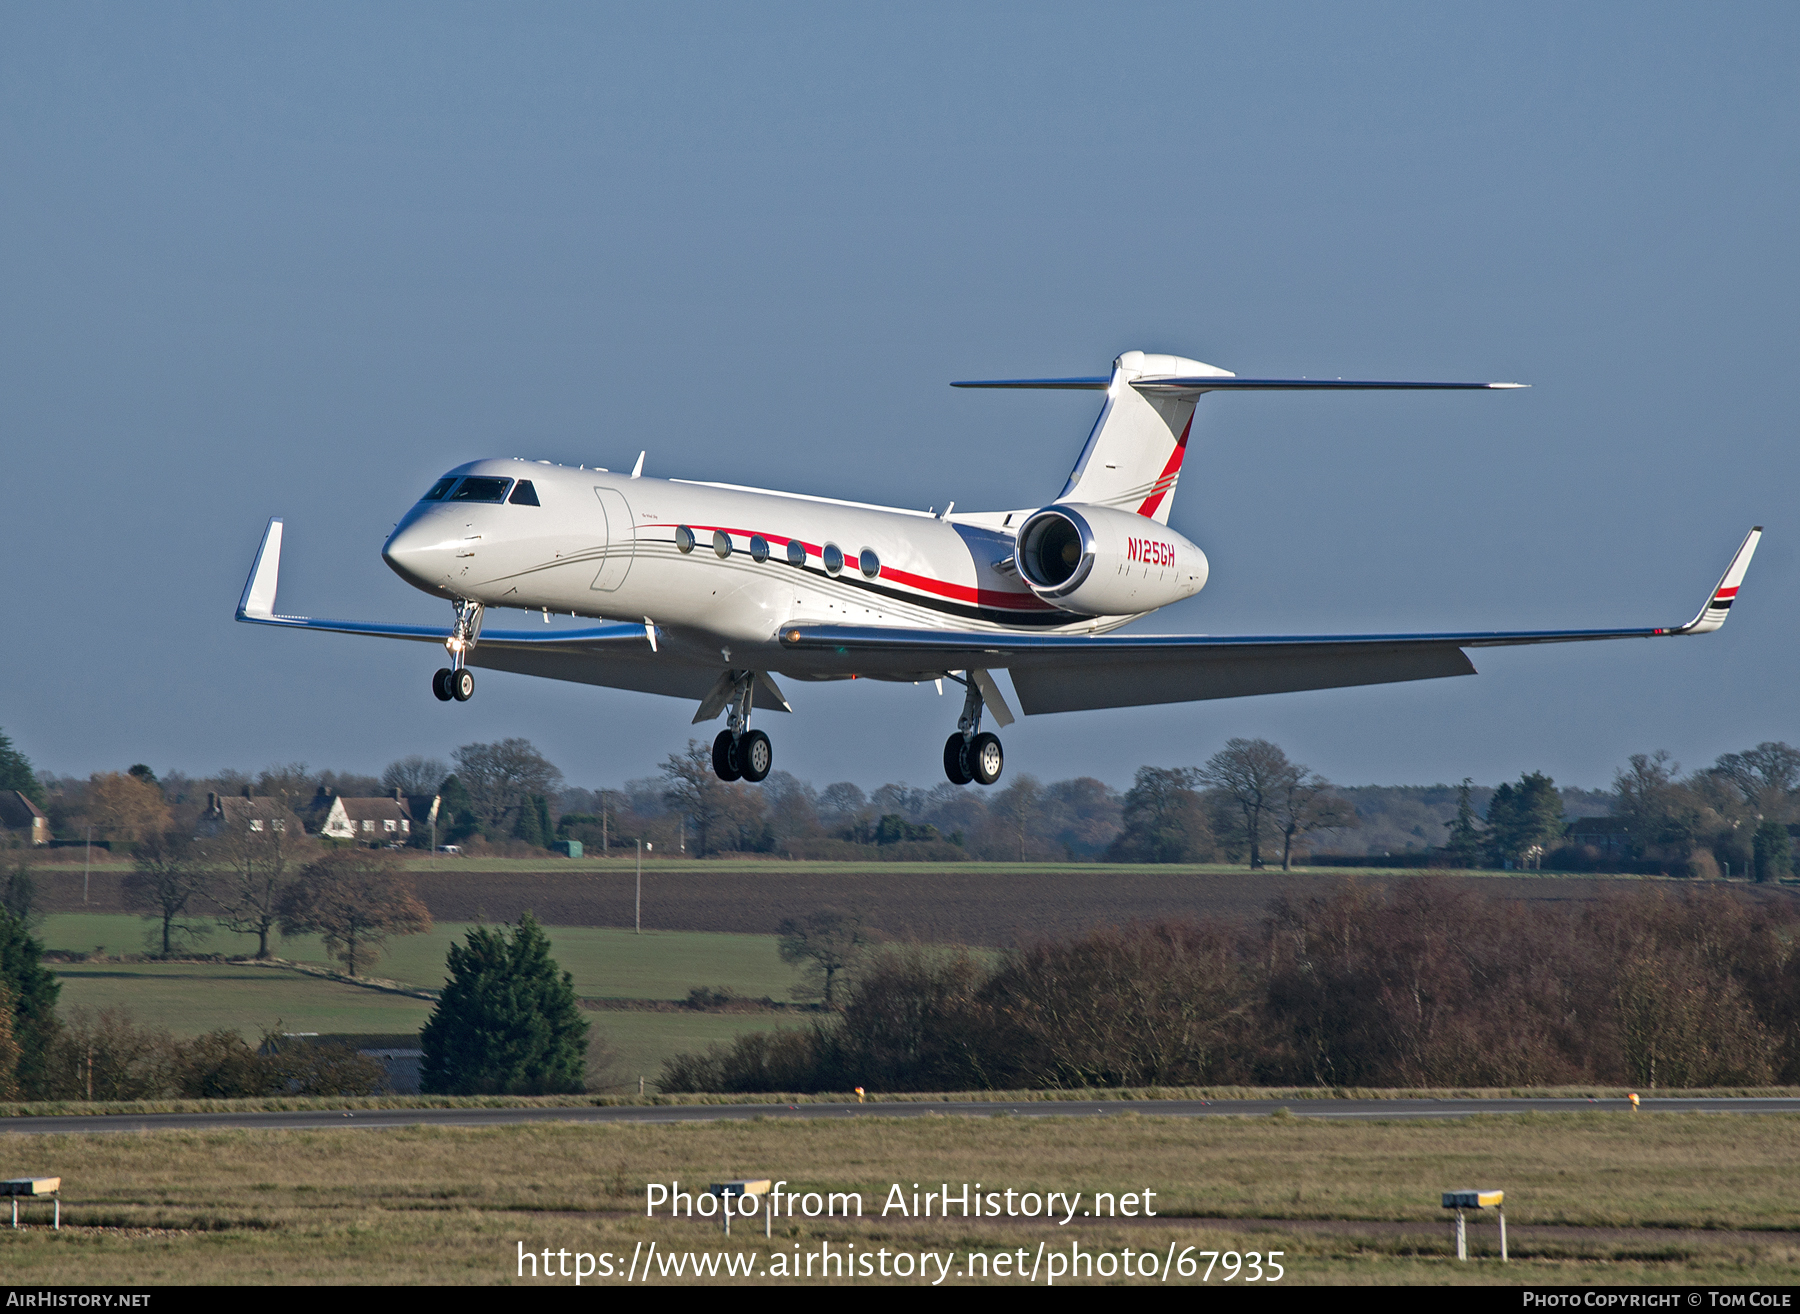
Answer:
631, 451, 645, 479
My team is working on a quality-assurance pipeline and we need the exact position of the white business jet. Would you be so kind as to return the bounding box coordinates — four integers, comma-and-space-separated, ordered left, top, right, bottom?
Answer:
237, 351, 1760, 787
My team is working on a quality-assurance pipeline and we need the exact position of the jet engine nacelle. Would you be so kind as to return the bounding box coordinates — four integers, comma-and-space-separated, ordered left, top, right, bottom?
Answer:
1013, 503, 1209, 617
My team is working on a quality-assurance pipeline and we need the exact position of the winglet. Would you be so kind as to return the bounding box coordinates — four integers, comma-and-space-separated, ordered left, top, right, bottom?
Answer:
1669, 526, 1762, 635
237, 518, 284, 620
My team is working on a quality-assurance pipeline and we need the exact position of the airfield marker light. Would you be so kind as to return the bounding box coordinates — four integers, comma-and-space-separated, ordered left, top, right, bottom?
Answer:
1628, 1093, 1640, 1111
1442, 1190, 1504, 1261
855, 1087, 865, 1103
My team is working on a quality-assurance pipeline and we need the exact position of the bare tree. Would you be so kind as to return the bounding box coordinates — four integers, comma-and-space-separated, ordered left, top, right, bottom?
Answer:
1710, 742, 1800, 823
777, 908, 871, 1006
1197, 738, 1293, 869
989, 774, 1045, 861
452, 739, 563, 830
1269, 766, 1358, 870
659, 741, 739, 855
382, 756, 449, 797
123, 828, 214, 956
253, 762, 316, 812
83, 772, 171, 845
818, 782, 869, 835
212, 819, 304, 958
278, 848, 431, 977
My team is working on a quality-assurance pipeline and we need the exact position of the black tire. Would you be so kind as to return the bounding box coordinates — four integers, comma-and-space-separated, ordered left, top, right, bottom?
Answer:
969, 732, 1003, 785
739, 729, 772, 782
712, 729, 742, 781
432, 668, 454, 702
450, 668, 475, 701
943, 733, 972, 785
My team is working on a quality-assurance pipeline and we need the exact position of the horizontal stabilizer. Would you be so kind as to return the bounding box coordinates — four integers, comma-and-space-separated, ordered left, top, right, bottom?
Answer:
953, 377, 1525, 393
957, 352, 1525, 525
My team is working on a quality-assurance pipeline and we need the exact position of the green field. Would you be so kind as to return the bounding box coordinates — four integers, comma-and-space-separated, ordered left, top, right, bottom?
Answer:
38, 913, 802, 1000
49, 960, 792, 1092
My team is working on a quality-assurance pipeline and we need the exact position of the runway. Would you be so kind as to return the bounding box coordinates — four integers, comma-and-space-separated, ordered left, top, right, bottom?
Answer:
3, 1096, 1797, 1136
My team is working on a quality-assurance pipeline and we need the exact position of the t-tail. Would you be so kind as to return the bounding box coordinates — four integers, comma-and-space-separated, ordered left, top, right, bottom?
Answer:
954, 351, 1526, 527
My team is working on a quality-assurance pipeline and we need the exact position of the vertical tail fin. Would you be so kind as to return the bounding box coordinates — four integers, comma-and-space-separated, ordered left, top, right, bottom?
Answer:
1057, 351, 1229, 524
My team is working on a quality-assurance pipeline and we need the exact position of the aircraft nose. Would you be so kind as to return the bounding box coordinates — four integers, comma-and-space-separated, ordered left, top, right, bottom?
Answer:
383, 520, 456, 590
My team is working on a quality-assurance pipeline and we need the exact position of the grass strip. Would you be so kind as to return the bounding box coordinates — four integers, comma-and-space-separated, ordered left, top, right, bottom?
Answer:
5, 1084, 1799, 1119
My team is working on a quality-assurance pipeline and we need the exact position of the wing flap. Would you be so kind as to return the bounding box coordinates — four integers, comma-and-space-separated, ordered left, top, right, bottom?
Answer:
1008, 643, 1476, 714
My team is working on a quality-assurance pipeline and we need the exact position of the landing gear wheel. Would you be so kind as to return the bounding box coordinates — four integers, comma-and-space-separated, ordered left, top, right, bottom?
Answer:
712, 729, 742, 781
449, 668, 475, 702
432, 669, 454, 702
969, 732, 1004, 785
739, 729, 772, 783
943, 734, 973, 785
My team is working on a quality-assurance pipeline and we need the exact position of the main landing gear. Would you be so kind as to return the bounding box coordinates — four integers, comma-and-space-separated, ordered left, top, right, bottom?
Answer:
711, 672, 772, 783
943, 674, 1004, 786
432, 667, 475, 702
431, 599, 483, 704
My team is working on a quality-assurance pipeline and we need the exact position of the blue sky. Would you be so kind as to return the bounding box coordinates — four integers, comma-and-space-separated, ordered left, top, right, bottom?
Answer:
4, 2, 1796, 793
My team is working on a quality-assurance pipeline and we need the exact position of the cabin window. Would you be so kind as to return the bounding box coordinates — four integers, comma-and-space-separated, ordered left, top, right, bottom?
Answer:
674, 526, 695, 554
508, 480, 540, 506
822, 543, 844, 575
712, 530, 732, 559
421, 477, 457, 501
859, 548, 880, 579
250, 819, 264, 832
384, 819, 397, 832
749, 535, 770, 563
362, 819, 374, 832
449, 477, 512, 503
786, 539, 805, 566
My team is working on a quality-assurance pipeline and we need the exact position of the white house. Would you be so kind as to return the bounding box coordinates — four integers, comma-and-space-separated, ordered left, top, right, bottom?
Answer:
317, 794, 414, 843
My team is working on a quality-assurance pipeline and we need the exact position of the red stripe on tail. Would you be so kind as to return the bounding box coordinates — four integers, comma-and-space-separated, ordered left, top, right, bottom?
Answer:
1135, 413, 1193, 519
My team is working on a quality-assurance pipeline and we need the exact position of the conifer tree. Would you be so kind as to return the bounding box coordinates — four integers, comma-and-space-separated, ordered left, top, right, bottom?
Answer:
1753, 819, 1792, 884
0, 729, 44, 808
419, 913, 588, 1094
1445, 778, 1483, 866
0, 908, 59, 1096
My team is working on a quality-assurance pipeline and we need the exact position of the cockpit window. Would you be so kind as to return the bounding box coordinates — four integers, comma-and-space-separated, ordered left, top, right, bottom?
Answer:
421, 477, 457, 501
508, 480, 540, 506
448, 477, 513, 503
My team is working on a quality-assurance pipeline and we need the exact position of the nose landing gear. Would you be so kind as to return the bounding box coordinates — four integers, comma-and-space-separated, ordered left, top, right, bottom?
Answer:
431, 601, 483, 704
711, 672, 773, 783
943, 674, 1004, 786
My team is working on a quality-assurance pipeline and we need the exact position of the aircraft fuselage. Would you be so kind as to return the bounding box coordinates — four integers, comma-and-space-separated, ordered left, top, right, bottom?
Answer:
381, 458, 1209, 683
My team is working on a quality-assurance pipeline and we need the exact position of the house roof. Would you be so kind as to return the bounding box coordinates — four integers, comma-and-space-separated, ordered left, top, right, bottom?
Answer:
0, 791, 46, 829
333, 797, 414, 823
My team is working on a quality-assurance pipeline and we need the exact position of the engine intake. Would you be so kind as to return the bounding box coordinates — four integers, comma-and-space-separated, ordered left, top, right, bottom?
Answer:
1015, 504, 1208, 617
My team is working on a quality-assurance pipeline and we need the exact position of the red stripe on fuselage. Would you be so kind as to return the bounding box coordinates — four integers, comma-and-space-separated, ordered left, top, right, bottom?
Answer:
1135, 413, 1193, 519
640, 523, 1054, 612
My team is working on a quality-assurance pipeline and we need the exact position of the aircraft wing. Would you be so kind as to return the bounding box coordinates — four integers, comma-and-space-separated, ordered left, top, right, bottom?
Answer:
777, 528, 1763, 715
233, 518, 730, 703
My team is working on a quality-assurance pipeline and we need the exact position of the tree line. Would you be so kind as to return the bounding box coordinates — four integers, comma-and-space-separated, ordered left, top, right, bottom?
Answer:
663, 880, 1800, 1095
11, 727, 1800, 876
